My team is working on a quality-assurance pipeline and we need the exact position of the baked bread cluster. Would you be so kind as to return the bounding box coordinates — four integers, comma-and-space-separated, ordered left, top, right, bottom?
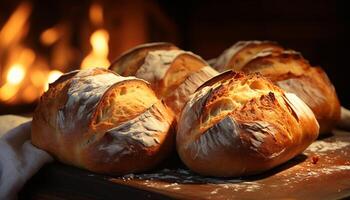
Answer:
211, 41, 340, 134
32, 41, 338, 177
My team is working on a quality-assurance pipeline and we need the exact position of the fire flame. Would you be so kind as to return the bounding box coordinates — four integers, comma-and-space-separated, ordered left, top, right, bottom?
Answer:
81, 29, 110, 69
0, 2, 31, 48
0, 2, 110, 105
0, 2, 63, 104
6, 64, 25, 84
81, 3, 110, 69
0, 63, 26, 101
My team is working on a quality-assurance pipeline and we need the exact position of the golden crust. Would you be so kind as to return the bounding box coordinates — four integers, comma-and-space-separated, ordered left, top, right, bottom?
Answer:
81, 101, 175, 175
213, 41, 283, 72
242, 50, 310, 79
32, 68, 175, 175
242, 50, 340, 134
177, 72, 319, 177
109, 42, 179, 76
150, 52, 208, 98
164, 66, 219, 118
213, 40, 340, 134
111, 43, 215, 117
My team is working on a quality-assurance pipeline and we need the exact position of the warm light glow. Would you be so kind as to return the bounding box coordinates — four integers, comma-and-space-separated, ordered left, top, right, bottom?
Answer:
40, 27, 59, 46
6, 64, 26, 85
91, 30, 109, 56
0, 1, 55, 104
81, 29, 110, 69
22, 85, 38, 103
44, 70, 63, 91
90, 3, 104, 26
0, 83, 19, 101
48, 70, 63, 83
0, 2, 31, 48
30, 70, 46, 88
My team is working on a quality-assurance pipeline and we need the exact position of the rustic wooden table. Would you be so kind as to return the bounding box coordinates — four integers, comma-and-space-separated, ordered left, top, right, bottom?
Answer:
19, 130, 350, 200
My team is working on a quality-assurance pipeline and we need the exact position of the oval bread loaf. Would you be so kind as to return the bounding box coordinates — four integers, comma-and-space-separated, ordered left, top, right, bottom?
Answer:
212, 41, 283, 72
109, 42, 179, 76
212, 41, 340, 134
241, 50, 340, 134
32, 68, 175, 175
177, 71, 319, 177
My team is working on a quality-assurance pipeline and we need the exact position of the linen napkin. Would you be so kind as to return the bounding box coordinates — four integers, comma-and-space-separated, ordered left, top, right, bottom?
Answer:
0, 115, 53, 200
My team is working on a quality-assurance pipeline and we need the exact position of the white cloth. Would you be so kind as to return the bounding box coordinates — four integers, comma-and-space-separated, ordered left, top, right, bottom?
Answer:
0, 117, 53, 200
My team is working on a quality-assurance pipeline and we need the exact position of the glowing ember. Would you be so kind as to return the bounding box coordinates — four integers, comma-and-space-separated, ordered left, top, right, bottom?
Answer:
6, 64, 26, 85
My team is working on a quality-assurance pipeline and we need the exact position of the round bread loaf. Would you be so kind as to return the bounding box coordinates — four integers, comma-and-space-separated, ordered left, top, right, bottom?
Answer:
32, 68, 175, 175
177, 71, 319, 177
213, 41, 340, 134
109, 42, 179, 76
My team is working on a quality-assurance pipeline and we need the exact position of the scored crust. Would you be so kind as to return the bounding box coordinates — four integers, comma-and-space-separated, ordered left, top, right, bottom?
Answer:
177, 71, 319, 177
241, 50, 310, 80
135, 50, 209, 98
242, 50, 341, 134
109, 42, 179, 76
213, 40, 341, 134
32, 68, 175, 175
213, 41, 283, 72
163, 66, 219, 118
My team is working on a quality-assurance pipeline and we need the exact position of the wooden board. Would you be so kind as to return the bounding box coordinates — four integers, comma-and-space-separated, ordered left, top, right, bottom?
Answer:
19, 130, 350, 200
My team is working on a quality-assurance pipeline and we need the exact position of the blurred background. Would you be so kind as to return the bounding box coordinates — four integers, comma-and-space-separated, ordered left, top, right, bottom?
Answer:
0, 0, 349, 114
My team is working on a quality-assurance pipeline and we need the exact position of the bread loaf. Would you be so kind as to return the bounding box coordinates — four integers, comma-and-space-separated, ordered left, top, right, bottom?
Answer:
163, 66, 219, 118
241, 50, 340, 134
177, 71, 319, 177
109, 42, 179, 76
212, 41, 283, 72
111, 44, 219, 115
213, 41, 340, 134
32, 68, 175, 175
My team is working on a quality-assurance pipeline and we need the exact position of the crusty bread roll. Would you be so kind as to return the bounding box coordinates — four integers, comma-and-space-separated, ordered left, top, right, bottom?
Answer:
110, 43, 219, 118
212, 41, 283, 72
109, 42, 179, 76
177, 71, 319, 177
134, 50, 208, 96
213, 41, 340, 134
241, 50, 340, 134
32, 68, 175, 175
163, 66, 219, 118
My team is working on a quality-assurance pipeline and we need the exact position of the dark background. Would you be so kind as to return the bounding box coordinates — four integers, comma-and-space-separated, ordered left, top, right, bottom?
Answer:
157, 0, 349, 108
0, 0, 349, 111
